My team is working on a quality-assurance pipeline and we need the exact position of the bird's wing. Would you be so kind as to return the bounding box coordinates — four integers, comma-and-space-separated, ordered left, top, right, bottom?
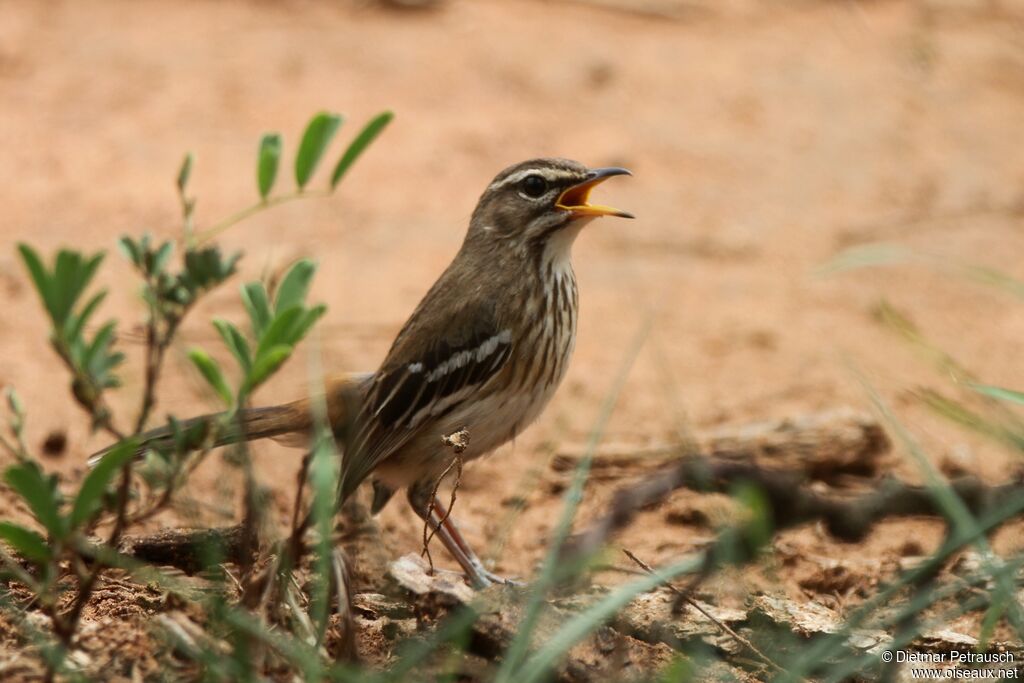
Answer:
341, 303, 513, 497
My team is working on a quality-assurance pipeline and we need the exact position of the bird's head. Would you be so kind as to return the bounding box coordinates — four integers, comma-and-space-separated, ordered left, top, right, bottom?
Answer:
467, 158, 633, 251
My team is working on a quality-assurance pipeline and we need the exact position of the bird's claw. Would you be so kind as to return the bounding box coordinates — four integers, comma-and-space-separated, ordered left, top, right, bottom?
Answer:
468, 565, 523, 589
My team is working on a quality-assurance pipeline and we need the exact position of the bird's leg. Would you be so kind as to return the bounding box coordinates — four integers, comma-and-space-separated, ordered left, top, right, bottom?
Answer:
431, 496, 523, 587
406, 483, 518, 589
370, 480, 397, 514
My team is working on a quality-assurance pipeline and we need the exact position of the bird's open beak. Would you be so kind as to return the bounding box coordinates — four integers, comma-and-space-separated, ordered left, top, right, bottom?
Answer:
556, 167, 634, 219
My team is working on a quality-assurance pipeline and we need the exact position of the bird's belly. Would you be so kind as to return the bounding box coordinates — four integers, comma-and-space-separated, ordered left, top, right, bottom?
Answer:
373, 269, 577, 491
372, 351, 569, 490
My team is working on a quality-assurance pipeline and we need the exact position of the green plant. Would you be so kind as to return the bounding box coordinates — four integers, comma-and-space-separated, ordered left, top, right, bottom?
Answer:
16, 113, 1024, 682
808, 243, 1024, 677
0, 109, 390, 681
194, 110, 393, 245
188, 258, 326, 410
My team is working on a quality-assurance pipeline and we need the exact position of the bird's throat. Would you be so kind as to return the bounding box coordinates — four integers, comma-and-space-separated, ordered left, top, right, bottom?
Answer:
542, 222, 586, 271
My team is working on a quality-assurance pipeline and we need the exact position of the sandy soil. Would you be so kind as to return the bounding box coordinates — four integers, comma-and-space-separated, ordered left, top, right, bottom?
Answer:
1, 0, 1024, 677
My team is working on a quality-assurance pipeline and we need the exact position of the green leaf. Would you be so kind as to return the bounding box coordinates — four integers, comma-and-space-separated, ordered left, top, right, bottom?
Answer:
81, 321, 117, 374
50, 250, 105, 331
178, 247, 240, 302
151, 241, 174, 274
245, 344, 293, 392
117, 236, 142, 267
274, 259, 317, 314
52, 249, 82, 326
291, 304, 327, 344
171, 415, 212, 455
187, 348, 234, 407
330, 111, 393, 189
294, 112, 342, 190
99, 352, 126, 386
17, 243, 57, 325
5, 388, 24, 425
213, 319, 252, 374
241, 282, 273, 338
3, 463, 64, 539
970, 384, 1024, 407
80, 252, 105, 298
308, 435, 339, 638
257, 133, 282, 200
0, 522, 51, 564
255, 306, 304, 359
732, 482, 773, 551
65, 290, 107, 345
177, 152, 193, 194
70, 438, 137, 528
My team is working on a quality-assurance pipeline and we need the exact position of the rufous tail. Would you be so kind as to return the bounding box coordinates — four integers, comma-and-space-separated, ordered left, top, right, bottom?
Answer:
86, 374, 367, 467
86, 402, 309, 467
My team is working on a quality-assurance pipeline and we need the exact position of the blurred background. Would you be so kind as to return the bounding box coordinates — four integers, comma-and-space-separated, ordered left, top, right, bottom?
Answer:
1, 0, 1024, 584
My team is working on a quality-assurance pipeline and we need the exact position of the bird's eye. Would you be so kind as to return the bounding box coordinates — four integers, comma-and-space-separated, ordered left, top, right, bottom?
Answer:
520, 175, 548, 198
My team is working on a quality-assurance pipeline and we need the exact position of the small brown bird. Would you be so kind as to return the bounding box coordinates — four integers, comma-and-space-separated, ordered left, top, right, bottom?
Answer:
96, 158, 632, 587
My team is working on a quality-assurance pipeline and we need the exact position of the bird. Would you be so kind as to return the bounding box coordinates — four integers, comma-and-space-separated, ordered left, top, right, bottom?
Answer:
91, 158, 633, 588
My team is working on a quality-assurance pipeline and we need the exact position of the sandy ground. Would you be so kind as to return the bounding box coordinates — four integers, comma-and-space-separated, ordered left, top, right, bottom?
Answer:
2, 0, 1024, 675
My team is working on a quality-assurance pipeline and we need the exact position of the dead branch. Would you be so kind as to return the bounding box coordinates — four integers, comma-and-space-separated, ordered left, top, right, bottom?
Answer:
117, 445, 1020, 588
608, 588, 746, 654
563, 455, 1024, 565
118, 524, 249, 575
552, 408, 890, 484
602, 579, 1022, 676
422, 449, 464, 574
622, 549, 785, 676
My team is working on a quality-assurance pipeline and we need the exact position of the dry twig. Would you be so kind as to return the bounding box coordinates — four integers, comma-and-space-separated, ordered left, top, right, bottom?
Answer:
421, 428, 469, 573
564, 455, 1024, 568
622, 549, 785, 676
552, 408, 890, 484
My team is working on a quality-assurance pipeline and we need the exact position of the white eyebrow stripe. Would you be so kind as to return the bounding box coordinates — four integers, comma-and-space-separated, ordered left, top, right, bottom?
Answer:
488, 168, 578, 192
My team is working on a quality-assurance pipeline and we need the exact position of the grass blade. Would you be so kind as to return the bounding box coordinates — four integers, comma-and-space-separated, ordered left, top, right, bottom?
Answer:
969, 383, 1024, 407
177, 152, 193, 193
519, 555, 702, 683
495, 316, 651, 682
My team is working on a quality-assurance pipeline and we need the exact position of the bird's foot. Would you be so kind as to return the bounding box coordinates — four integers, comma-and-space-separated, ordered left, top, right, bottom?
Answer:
467, 563, 523, 589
